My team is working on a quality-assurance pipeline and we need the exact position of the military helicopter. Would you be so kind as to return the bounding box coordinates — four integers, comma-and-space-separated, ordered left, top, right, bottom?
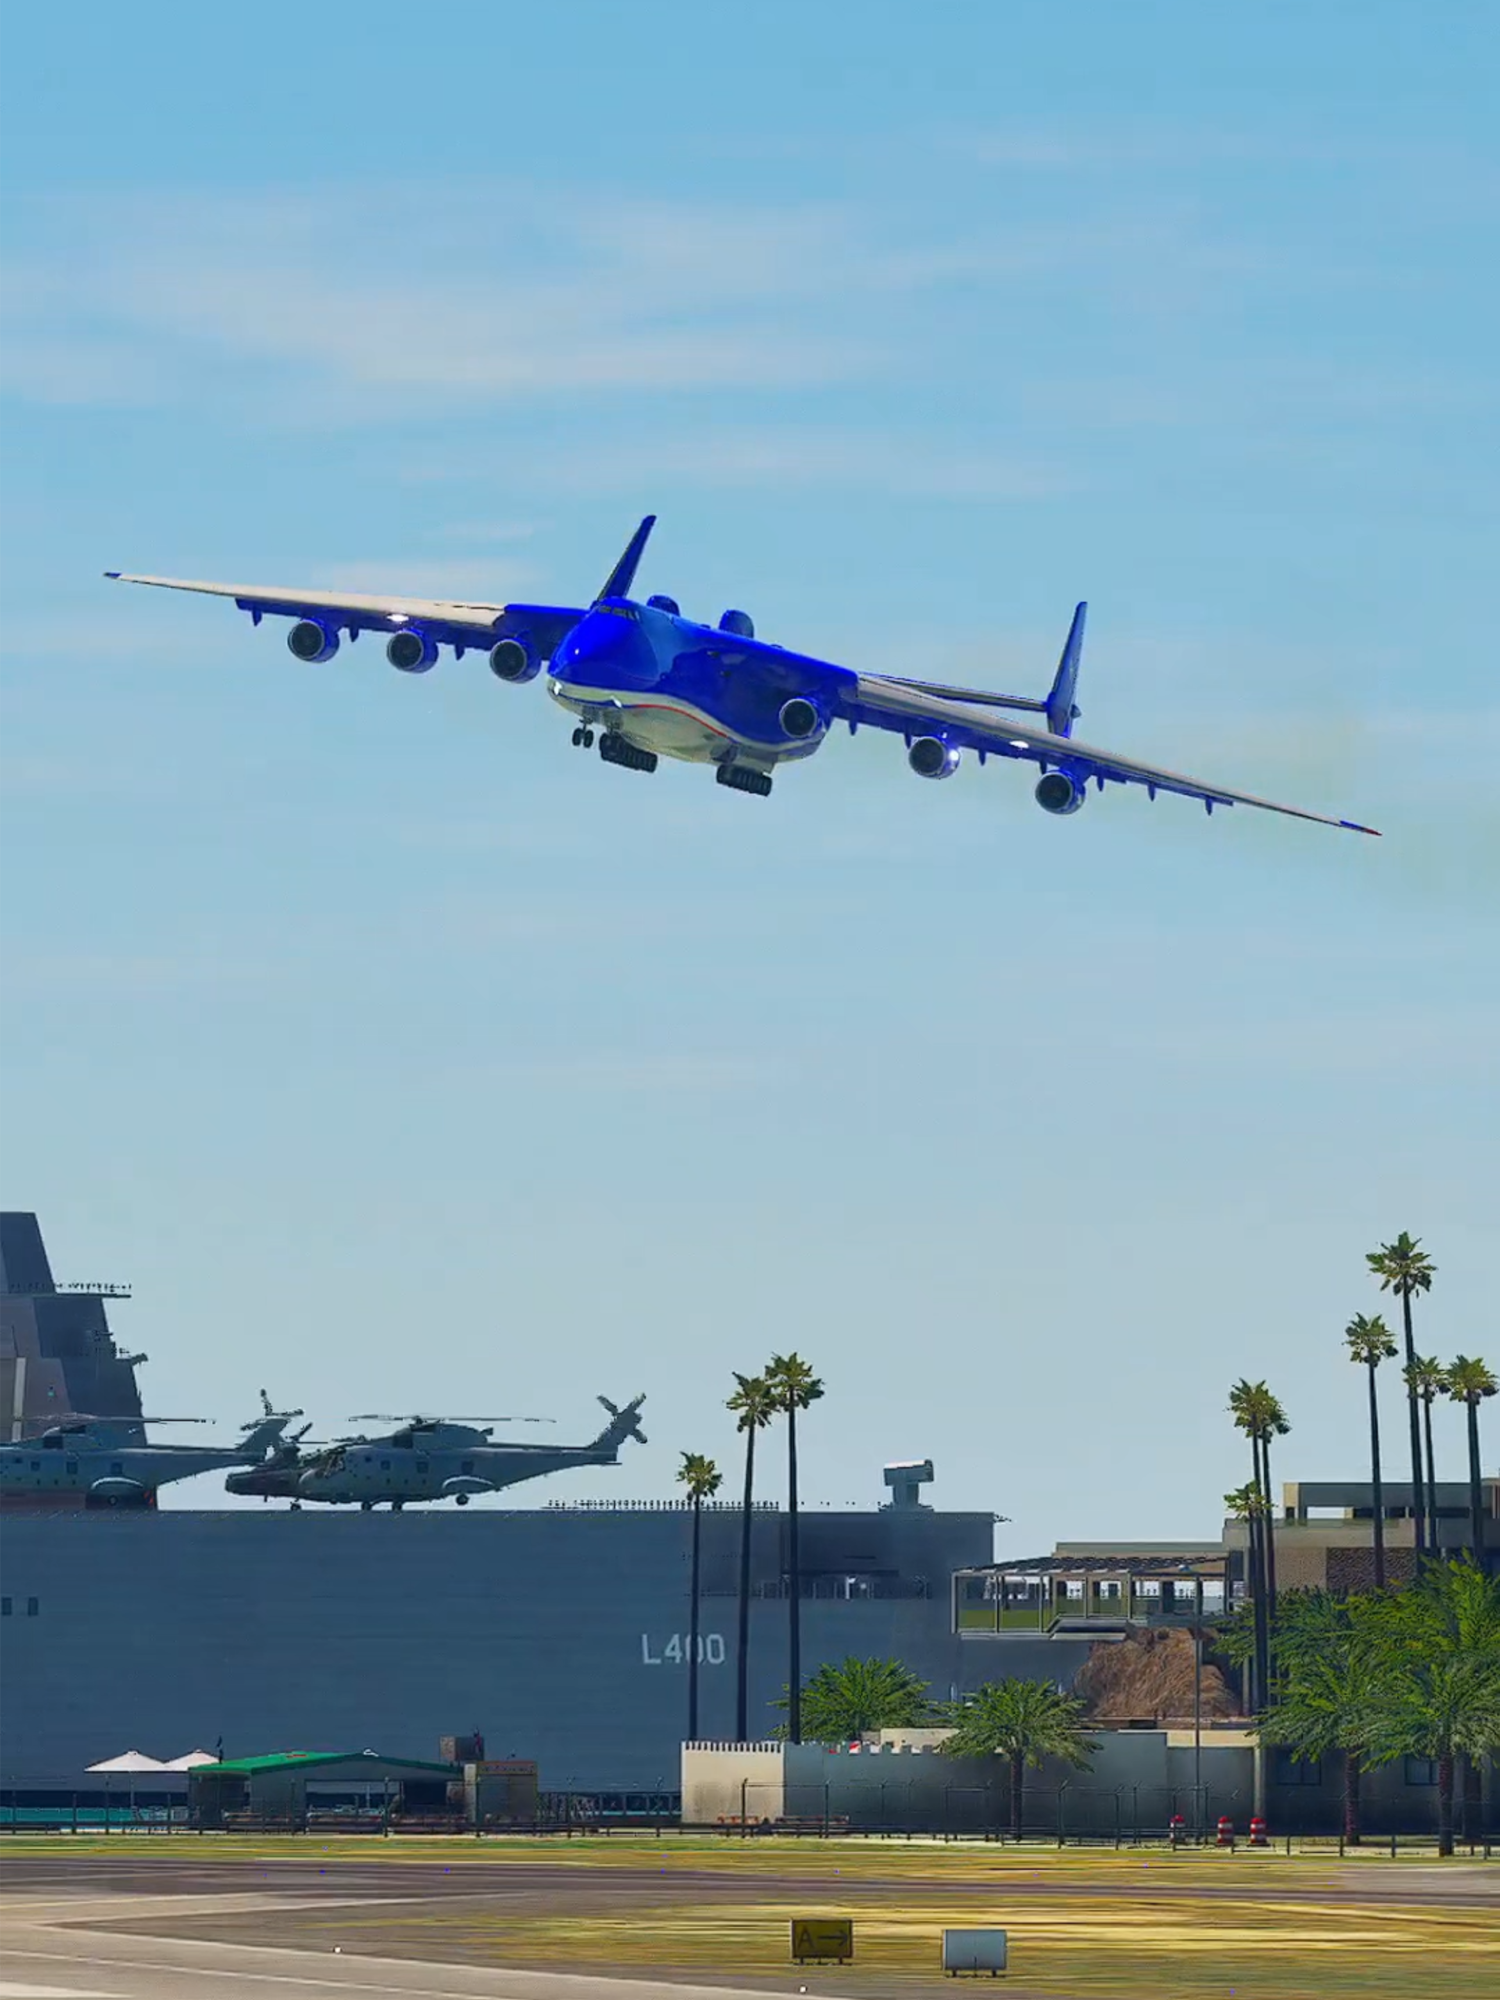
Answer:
0, 1392, 302, 1508
225, 1395, 647, 1509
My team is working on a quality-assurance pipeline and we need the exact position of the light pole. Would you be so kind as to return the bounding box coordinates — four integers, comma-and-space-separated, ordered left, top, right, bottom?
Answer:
1192, 1574, 1204, 1840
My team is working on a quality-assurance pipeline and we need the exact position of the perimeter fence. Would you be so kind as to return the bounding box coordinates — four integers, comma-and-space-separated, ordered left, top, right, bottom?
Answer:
0, 1779, 1493, 1853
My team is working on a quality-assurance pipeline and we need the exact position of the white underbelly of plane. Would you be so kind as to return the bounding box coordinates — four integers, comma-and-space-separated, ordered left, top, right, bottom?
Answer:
550, 682, 736, 764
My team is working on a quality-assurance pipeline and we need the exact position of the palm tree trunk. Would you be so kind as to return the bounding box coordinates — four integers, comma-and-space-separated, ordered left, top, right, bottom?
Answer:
786, 1403, 802, 1746
687, 1495, 703, 1743
734, 1426, 757, 1741
1399, 1290, 1426, 1557
1343, 1751, 1362, 1846
1461, 1756, 1482, 1847
1421, 1394, 1439, 1556
1466, 1401, 1484, 1564
1367, 1359, 1387, 1590
1260, 1435, 1279, 1625
1248, 1504, 1272, 1704
1436, 1753, 1455, 1858
1010, 1751, 1024, 1841
1248, 1441, 1270, 1710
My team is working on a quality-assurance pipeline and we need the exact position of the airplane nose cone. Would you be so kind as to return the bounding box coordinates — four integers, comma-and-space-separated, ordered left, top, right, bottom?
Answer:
554, 610, 655, 689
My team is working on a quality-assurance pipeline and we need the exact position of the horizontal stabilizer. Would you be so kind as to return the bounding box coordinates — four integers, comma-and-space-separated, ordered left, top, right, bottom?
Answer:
885, 676, 1048, 713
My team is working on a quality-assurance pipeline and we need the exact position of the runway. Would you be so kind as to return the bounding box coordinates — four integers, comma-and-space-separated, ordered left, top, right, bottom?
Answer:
1, 1891, 812, 2000
2, 1847, 1494, 2000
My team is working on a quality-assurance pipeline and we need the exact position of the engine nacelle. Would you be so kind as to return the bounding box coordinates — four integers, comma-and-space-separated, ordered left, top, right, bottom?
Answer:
489, 637, 540, 683
287, 619, 339, 663
386, 629, 439, 674
779, 696, 824, 740
719, 608, 755, 638
1035, 770, 1086, 815
908, 735, 960, 780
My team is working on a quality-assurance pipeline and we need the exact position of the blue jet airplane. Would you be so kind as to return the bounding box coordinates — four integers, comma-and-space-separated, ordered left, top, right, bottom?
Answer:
106, 518, 1377, 834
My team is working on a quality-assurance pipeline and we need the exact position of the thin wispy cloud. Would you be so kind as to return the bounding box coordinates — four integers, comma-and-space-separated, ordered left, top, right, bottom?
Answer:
1, 185, 908, 414
516, 428, 1073, 501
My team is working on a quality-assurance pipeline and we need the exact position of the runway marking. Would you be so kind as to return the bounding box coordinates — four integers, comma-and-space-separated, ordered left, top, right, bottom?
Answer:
0, 1983, 121, 1999
3, 1947, 804, 1999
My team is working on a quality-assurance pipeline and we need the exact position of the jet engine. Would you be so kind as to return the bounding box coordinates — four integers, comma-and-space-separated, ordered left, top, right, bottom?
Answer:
1035, 770, 1086, 815
386, 629, 439, 674
287, 619, 340, 663
489, 637, 540, 683
778, 696, 824, 741
908, 736, 960, 780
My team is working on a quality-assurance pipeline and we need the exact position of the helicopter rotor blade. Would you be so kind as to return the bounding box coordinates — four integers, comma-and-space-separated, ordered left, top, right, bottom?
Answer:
347, 1413, 555, 1426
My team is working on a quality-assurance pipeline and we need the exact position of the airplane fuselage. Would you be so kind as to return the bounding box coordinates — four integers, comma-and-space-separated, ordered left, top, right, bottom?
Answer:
546, 600, 849, 773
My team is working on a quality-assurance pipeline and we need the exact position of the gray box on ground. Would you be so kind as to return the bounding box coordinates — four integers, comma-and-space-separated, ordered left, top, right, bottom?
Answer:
943, 1928, 1007, 1974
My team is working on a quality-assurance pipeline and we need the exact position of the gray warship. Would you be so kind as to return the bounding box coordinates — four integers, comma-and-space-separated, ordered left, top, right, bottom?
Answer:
0, 1214, 997, 1791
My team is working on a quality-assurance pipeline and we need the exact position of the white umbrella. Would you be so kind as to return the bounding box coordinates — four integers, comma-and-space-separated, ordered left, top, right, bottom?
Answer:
161, 1750, 219, 1770
86, 1750, 170, 1773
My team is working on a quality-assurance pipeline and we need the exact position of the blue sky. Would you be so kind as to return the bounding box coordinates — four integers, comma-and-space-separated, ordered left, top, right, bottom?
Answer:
2, 3, 1495, 1545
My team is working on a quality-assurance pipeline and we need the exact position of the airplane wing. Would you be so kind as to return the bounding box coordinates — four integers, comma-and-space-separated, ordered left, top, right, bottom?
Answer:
104, 572, 586, 658
844, 674, 1379, 835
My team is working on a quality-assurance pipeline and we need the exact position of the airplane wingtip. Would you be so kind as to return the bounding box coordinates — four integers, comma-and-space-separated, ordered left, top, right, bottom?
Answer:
103, 570, 121, 579
1341, 820, 1381, 837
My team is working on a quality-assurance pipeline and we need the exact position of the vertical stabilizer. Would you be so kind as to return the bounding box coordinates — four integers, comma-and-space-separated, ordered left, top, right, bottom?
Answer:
1047, 602, 1087, 738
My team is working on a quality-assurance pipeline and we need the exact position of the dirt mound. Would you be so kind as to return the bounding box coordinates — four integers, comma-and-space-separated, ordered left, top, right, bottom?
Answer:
1073, 1626, 1240, 1724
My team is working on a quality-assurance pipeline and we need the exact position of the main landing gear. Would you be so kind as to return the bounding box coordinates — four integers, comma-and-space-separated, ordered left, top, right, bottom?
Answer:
716, 763, 773, 798
598, 730, 658, 773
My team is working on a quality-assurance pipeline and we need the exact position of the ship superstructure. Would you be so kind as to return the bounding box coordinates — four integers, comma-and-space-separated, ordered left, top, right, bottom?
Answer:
1, 1213, 143, 1443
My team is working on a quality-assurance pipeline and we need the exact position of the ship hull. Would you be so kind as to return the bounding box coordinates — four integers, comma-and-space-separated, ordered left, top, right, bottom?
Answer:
1, 1505, 1006, 1789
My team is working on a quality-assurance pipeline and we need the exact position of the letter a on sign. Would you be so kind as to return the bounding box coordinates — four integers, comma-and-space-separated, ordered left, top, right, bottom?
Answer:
791, 1919, 853, 1963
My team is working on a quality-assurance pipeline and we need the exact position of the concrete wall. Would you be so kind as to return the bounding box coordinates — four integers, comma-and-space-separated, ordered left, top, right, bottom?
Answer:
684, 1735, 1497, 1837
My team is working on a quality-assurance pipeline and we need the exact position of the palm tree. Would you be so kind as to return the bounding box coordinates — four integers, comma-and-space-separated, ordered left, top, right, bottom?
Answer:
1367, 1233, 1437, 1557
1346, 1315, 1398, 1587
726, 1373, 775, 1742
1259, 1588, 1395, 1845
773, 1656, 932, 1745
676, 1451, 722, 1743
941, 1679, 1096, 1840
1444, 1359, 1497, 1565
1406, 1356, 1447, 1553
1224, 1480, 1268, 1710
1229, 1381, 1289, 1699
764, 1353, 824, 1746
1367, 1557, 1500, 1856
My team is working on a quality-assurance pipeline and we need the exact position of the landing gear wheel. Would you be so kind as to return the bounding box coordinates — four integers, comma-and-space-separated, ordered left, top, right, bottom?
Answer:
599, 731, 658, 773
571, 727, 583, 747
582, 728, 595, 747
716, 763, 773, 797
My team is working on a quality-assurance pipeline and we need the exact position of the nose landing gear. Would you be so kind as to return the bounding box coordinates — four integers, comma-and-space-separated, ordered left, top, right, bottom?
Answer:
570, 725, 596, 748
